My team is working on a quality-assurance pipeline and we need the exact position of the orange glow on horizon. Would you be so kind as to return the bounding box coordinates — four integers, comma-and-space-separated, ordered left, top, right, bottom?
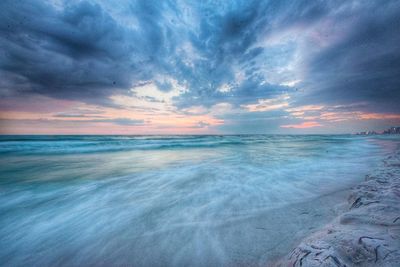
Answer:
280, 121, 322, 129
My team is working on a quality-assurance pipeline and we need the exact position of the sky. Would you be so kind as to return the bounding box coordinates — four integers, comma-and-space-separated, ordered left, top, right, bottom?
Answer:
0, 0, 400, 134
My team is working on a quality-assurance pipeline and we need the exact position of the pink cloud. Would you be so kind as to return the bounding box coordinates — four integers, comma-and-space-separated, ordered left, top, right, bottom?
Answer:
281, 121, 322, 129
358, 113, 400, 120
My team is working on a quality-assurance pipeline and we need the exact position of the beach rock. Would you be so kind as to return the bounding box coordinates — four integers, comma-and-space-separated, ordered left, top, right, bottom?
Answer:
276, 151, 400, 267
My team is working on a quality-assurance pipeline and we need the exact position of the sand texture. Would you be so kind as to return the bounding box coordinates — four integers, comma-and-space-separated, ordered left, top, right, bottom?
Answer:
277, 151, 400, 267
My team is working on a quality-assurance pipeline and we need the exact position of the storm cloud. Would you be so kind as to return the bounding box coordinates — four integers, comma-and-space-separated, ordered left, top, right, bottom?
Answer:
0, 0, 399, 133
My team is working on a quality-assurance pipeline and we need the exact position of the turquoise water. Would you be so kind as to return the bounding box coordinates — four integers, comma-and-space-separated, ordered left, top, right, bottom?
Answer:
0, 135, 399, 266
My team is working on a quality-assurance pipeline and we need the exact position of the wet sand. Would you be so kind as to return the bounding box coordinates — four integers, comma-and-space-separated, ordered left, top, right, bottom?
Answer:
276, 150, 400, 266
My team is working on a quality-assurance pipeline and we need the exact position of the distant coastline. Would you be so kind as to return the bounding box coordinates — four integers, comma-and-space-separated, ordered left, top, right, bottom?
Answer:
355, 126, 400, 136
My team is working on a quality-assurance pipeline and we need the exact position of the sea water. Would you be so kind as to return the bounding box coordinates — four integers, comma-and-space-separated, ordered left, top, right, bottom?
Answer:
0, 135, 399, 266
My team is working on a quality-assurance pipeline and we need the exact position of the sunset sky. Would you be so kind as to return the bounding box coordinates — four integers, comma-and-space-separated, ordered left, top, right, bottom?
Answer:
1, 0, 400, 134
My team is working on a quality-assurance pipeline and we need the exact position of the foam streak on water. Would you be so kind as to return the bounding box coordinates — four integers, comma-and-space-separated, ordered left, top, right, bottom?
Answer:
0, 135, 399, 266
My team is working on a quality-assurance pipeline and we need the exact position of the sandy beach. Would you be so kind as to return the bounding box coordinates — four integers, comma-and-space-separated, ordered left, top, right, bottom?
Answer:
277, 148, 400, 266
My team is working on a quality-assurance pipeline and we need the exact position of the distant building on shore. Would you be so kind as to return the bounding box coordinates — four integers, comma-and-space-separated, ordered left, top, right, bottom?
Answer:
355, 131, 378, 135
383, 127, 400, 134
355, 127, 400, 135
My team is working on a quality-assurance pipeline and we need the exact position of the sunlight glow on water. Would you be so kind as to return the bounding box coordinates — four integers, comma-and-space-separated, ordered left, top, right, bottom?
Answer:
0, 135, 399, 266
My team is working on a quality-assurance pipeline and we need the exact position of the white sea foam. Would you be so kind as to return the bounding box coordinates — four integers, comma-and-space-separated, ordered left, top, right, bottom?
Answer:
0, 135, 399, 266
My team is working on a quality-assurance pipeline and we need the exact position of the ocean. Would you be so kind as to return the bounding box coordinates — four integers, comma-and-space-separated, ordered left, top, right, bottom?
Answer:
0, 135, 399, 266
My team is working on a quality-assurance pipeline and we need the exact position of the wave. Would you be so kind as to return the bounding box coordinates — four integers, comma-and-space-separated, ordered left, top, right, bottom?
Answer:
1, 135, 399, 266
0, 135, 361, 155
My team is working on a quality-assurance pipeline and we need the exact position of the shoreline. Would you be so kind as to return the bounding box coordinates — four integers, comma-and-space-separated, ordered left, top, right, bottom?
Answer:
276, 149, 400, 266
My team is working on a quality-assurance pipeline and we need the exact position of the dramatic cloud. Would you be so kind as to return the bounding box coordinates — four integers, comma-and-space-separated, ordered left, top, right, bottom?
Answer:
0, 0, 399, 133
298, 1, 400, 113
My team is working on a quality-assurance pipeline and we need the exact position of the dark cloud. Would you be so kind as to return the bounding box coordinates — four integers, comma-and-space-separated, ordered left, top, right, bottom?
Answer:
175, 76, 292, 108
297, 0, 400, 113
0, 1, 133, 103
104, 118, 145, 126
54, 117, 145, 126
1, 117, 145, 126
0, 0, 326, 105
0, 0, 399, 120
53, 113, 89, 118
154, 81, 172, 92
53, 113, 104, 118
191, 121, 210, 129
